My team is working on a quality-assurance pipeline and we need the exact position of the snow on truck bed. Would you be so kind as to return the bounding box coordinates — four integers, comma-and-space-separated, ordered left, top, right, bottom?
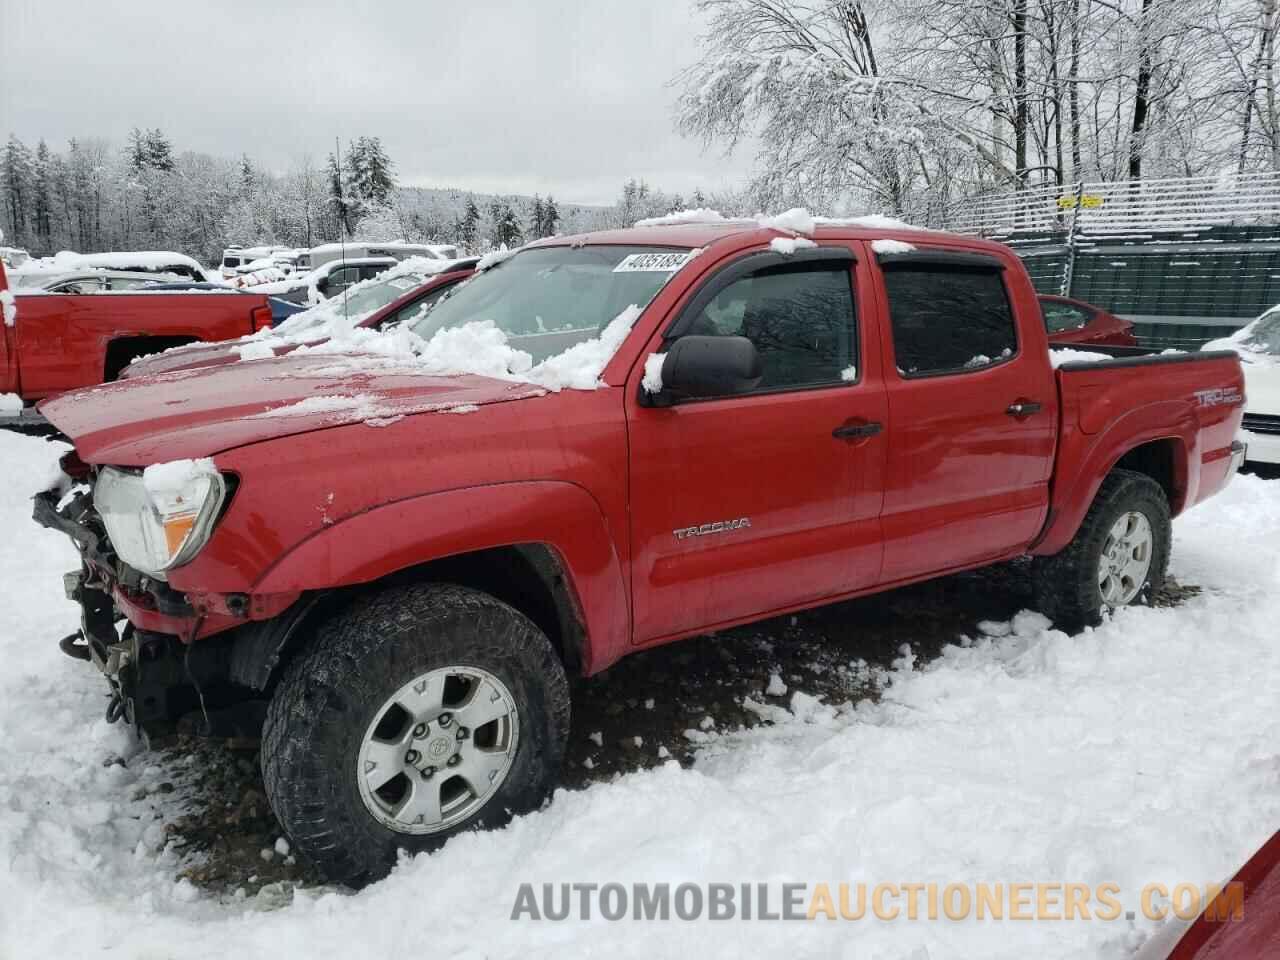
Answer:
1, 432, 1277, 959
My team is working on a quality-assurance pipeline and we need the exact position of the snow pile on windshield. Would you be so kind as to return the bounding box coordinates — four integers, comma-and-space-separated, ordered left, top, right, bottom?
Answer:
1, 429, 1278, 959
141, 458, 217, 498
871, 238, 917, 254
0, 288, 15, 326
769, 236, 817, 255
1050, 347, 1113, 367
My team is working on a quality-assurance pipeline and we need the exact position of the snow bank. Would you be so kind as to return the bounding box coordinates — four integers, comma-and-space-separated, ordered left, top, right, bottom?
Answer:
871, 238, 917, 254
142, 458, 218, 498
769, 236, 817, 255
1050, 347, 1113, 367
1, 428, 1277, 960
0, 288, 15, 326
0, 392, 21, 415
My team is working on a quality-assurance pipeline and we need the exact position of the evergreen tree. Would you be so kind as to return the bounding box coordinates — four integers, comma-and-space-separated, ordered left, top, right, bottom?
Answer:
496, 203, 523, 247
543, 194, 560, 236
326, 151, 352, 235
460, 197, 480, 250
127, 127, 148, 173
145, 129, 175, 172
530, 194, 545, 238
33, 140, 53, 247
239, 155, 255, 196
2, 135, 33, 245
691, 188, 707, 208
344, 136, 395, 205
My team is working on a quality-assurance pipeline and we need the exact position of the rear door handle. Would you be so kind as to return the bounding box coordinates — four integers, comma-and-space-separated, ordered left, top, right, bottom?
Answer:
1006, 401, 1042, 418
833, 421, 883, 440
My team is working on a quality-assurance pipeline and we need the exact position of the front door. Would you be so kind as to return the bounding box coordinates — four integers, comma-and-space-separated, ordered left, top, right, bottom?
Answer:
627, 248, 888, 645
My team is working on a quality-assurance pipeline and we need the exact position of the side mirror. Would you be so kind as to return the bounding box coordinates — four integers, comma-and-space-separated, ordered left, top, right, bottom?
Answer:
648, 335, 763, 405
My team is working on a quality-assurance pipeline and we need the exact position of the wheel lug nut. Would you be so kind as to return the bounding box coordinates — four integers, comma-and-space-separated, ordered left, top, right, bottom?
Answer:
421, 766, 435, 779
405, 749, 419, 764
456, 726, 469, 740
413, 723, 427, 738
447, 754, 461, 767
438, 713, 452, 728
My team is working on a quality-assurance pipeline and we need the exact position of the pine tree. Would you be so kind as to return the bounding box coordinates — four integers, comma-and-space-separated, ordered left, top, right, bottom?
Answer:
145, 129, 175, 172
543, 194, 560, 236
530, 195, 545, 238
326, 151, 352, 235
33, 140, 53, 248
2, 135, 34, 245
127, 128, 149, 173
691, 188, 707, 208
500, 204, 523, 247
460, 197, 480, 251
239, 155, 255, 196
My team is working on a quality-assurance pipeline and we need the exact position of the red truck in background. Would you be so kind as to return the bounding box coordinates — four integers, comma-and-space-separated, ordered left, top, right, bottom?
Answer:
119, 258, 478, 380
34, 221, 1246, 887
0, 258, 272, 428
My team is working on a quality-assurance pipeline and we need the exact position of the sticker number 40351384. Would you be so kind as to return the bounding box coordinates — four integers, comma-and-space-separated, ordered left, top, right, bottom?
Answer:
613, 252, 694, 273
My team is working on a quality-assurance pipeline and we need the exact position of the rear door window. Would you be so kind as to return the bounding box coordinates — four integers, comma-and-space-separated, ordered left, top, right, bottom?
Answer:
1041, 301, 1092, 333
882, 265, 1017, 376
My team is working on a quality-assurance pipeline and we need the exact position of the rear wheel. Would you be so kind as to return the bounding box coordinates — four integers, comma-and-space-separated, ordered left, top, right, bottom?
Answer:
1032, 469, 1170, 632
261, 583, 570, 887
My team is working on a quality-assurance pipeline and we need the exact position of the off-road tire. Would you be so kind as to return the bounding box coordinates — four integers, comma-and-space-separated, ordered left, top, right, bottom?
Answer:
261, 583, 570, 887
1032, 468, 1171, 633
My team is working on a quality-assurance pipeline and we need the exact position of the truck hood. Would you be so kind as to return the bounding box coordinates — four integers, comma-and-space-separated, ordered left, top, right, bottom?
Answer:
39, 351, 545, 465
122, 334, 318, 378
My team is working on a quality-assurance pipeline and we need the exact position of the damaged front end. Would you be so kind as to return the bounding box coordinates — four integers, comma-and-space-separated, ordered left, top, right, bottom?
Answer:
32, 454, 245, 741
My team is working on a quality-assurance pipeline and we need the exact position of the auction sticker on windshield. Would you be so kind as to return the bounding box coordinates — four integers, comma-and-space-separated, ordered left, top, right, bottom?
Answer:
613, 252, 694, 273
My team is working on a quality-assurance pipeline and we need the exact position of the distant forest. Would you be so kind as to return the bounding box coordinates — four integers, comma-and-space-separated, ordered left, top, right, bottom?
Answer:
0, 130, 729, 263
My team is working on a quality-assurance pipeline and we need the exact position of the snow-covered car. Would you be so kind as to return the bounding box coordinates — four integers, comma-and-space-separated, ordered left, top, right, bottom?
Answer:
0, 245, 30, 268
29, 269, 188, 293
246, 256, 399, 305
12, 250, 212, 285
1204, 305, 1280, 466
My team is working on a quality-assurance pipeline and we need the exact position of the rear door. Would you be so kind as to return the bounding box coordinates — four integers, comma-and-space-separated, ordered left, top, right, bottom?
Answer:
627, 246, 888, 644
873, 248, 1056, 582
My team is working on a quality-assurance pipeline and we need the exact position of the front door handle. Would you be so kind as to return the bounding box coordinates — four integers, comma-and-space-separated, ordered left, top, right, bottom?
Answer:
833, 421, 883, 440
1005, 400, 1042, 418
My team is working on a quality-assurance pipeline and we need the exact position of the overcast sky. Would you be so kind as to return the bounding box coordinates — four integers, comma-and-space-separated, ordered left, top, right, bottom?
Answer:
0, 0, 757, 206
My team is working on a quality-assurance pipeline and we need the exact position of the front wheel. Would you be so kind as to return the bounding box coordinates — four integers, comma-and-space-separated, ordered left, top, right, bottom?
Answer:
1032, 468, 1171, 632
261, 583, 570, 887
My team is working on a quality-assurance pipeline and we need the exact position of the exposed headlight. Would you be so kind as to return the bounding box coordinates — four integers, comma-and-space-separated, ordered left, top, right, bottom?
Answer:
94, 462, 226, 578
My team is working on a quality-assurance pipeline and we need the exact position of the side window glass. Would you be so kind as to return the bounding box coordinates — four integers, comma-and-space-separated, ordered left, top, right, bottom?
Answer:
1042, 302, 1090, 333
389, 283, 454, 329
882, 265, 1017, 376
680, 262, 857, 392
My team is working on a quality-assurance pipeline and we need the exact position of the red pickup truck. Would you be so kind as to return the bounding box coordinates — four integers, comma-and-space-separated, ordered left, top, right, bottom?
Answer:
33, 221, 1246, 886
0, 259, 272, 426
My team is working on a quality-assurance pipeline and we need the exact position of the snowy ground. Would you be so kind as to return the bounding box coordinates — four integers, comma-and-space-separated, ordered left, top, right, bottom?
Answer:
0, 429, 1276, 959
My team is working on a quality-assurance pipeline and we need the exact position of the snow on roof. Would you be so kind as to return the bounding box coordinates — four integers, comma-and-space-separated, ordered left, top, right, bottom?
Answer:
15, 250, 210, 277
633, 207, 925, 236
871, 238, 918, 254
305, 240, 444, 258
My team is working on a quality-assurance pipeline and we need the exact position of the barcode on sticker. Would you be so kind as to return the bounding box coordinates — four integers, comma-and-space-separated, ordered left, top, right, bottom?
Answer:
613, 252, 693, 273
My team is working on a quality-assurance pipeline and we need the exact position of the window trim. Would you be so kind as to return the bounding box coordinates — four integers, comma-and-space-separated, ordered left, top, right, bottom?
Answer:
655, 246, 861, 403
875, 249, 1006, 271
880, 261, 1022, 381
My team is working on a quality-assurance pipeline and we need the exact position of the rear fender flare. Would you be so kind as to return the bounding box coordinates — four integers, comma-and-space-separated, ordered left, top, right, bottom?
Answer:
1033, 408, 1194, 556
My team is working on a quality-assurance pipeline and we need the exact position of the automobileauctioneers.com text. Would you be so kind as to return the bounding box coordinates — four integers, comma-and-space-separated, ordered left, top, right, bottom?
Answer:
510, 880, 1245, 923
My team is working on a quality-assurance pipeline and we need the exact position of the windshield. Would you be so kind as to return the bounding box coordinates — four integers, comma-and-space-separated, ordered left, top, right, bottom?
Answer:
410, 245, 688, 363
1238, 307, 1280, 355
277, 270, 432, 334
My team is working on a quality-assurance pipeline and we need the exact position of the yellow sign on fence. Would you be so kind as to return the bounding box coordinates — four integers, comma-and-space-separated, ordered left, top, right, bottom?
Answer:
1058, 194, 1105, 209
